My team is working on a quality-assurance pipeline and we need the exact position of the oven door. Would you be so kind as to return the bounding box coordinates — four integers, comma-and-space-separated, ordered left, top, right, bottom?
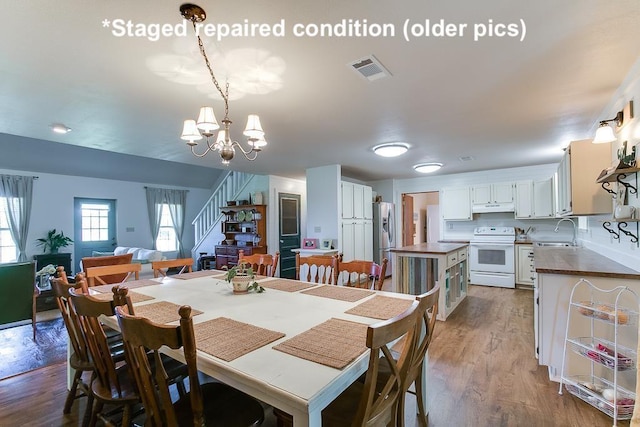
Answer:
469, 242, 515, 274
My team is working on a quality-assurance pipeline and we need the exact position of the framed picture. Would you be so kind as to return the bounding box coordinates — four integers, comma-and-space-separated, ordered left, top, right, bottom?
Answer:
303, 238, 318, 249
321, 239, 332, 249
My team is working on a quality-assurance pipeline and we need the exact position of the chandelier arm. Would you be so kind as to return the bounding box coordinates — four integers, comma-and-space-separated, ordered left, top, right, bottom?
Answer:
189, 137, 220, 157
231, 141, 258, 161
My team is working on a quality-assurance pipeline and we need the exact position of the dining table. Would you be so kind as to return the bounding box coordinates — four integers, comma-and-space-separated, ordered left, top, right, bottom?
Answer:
92, 270, 419, 427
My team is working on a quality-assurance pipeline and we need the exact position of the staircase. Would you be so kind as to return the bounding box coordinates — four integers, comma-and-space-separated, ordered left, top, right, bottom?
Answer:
191, 171, 253, 254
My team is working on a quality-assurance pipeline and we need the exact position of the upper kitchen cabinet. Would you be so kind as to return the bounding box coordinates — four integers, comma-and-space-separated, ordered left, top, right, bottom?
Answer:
556, 139, 612, 216
472, 182, 514, 204
341, 181, 373, 220
441, 187, 472, 220
515, 178, 555, 219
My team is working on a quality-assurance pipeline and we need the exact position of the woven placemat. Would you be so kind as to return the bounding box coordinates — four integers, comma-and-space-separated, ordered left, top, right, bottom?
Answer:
195, 317, 285, 362
259, 279, 317, 293
91, 279, 160, 293
91, 290, 155, 305
273, 318, 368, 369
133, 301, 203, 324
345, 296, 414, 320
301, 285, 374, 302
173, 270, 226, 280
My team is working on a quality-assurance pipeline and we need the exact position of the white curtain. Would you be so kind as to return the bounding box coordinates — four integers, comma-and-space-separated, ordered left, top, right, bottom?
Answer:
145, 187, 188, 258
0, 175, 34, 262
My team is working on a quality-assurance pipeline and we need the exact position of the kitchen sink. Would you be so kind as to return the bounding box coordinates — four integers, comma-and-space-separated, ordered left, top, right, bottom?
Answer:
533, 242, 574, 247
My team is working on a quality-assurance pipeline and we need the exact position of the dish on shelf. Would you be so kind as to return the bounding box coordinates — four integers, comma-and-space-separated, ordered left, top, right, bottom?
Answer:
245, 210, 253, 221
563, 375, 635, 419
568, 337, 635, 371
224, 239, 235, 245
236, 210, 246, 221
574, 301, 637, 326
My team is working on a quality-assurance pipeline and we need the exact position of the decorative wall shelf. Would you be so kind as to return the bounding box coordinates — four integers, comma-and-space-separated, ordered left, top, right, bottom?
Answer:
601, 220, 639, 245
596, 166, 639, 196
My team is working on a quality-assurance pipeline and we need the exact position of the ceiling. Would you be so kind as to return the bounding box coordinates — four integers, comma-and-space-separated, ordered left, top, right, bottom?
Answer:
2, 1, 640, 183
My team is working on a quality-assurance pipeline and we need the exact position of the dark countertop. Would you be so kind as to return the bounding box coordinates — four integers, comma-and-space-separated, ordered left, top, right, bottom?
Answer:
391, 242, 468, 255
534, 246, 640, 279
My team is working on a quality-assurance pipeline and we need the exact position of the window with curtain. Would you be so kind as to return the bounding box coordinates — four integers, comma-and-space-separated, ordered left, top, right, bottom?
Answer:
0, 197, 18, 262
156, 203, 178, 251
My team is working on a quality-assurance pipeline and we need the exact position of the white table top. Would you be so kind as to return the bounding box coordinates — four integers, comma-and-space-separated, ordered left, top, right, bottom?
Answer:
100, 274, 413, 427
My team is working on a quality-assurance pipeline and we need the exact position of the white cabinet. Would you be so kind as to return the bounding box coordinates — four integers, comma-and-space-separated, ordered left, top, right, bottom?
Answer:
533, 178, 555, 218
472, 182, 514, 204
441, 187, 472, 220
342, 182, 373, 219
515, 181, 534, 218
516, 178, 555, 219
341, 219, 373, 262
516, 244, 534, 285
556, 139, 612, 216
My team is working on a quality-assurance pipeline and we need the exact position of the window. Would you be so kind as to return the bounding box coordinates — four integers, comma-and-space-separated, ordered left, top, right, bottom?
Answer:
80, 203, 110, 241
156, 204, 178, 251
0, 197, 18, 263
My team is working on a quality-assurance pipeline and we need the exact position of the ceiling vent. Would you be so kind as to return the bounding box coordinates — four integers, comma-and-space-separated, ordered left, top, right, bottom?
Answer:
349, 55, 392, 81
459, 155, 475, 162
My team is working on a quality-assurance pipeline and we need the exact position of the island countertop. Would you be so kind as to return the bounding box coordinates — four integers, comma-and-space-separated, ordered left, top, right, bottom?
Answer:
534, 246, 640, 279
391, 242, 468, 254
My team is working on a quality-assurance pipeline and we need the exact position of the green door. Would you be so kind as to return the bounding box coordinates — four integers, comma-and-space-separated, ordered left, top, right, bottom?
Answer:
73, 198, 117, 273
278, 193, 300, 279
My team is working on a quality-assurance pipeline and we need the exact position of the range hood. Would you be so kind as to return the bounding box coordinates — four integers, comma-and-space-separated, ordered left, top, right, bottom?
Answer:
472, 202, 515, 213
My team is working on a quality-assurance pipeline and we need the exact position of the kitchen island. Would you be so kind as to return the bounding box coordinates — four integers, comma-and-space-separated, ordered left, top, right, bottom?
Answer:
391, 242, 468, 321
534, 245, 640, 381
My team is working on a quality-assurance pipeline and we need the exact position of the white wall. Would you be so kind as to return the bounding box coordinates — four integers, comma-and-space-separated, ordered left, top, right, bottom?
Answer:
306, 165, 341, 242
0, 168, 210, 270
581, 57, 640, 269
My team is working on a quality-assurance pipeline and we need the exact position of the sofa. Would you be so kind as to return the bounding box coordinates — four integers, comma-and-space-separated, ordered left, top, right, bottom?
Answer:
84, 246, 167, 278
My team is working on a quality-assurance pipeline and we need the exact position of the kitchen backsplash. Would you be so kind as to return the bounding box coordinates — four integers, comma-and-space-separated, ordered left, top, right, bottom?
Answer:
443, 212, 576, 242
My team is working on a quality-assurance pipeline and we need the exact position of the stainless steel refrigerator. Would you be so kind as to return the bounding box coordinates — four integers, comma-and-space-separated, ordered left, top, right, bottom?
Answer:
373, 202, 395, 277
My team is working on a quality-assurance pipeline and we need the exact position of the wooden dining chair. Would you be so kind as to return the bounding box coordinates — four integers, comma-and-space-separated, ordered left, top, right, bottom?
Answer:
372, 286, 440, 427
85, 263, 141, 287
151, 257, 194, 278
295, 254, 338, 284
69, 286, 140, 427
51, 271, 95, 424
274, 299, 420, 427
114, 301, 266, 427
81, 253, 134, 285
239, 250, 280, 277
336, 258, 388, 290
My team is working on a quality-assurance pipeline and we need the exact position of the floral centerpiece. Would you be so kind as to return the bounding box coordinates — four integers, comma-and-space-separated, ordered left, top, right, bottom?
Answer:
224, 261, 265, 294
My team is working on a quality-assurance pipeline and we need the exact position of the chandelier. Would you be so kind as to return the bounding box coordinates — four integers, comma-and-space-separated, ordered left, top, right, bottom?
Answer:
179, 3, 267, 165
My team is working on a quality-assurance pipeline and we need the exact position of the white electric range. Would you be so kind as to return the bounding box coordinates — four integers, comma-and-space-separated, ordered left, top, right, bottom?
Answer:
469, 226, 516, 288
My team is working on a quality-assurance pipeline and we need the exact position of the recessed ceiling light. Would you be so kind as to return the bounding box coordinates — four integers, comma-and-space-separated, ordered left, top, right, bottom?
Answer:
51, 123, 71, 134
413, 163, 443, 173
373, 143, 409, 157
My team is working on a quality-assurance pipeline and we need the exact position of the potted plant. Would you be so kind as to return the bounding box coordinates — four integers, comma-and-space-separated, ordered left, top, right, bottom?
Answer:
224, 261, 265, 294
36, 229, 73, 254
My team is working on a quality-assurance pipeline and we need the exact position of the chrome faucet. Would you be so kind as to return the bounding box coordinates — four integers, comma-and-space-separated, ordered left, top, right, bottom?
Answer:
554, 218, 577, 246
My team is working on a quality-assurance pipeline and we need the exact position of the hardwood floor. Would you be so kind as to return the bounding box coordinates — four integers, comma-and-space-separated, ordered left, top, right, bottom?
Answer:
0, 285, 629, 426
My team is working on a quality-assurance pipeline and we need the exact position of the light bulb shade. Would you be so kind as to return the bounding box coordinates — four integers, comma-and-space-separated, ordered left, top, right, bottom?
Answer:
373, 143, 409, 157
215, 129, 227, 150
249, 135, 267, 150
243, 114, 264, 139
413, 163, 443, 173
593, 123, 616, 144
181, 120, 202, 141
196, 107, 219, 133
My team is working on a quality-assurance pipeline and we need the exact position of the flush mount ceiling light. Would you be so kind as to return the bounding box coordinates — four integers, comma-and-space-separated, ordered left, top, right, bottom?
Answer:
593, 110, 623, 144
413, 163, 443, 173
373, 143, 409, 157
179, 3, 266, 165
50, 123, 71, 134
